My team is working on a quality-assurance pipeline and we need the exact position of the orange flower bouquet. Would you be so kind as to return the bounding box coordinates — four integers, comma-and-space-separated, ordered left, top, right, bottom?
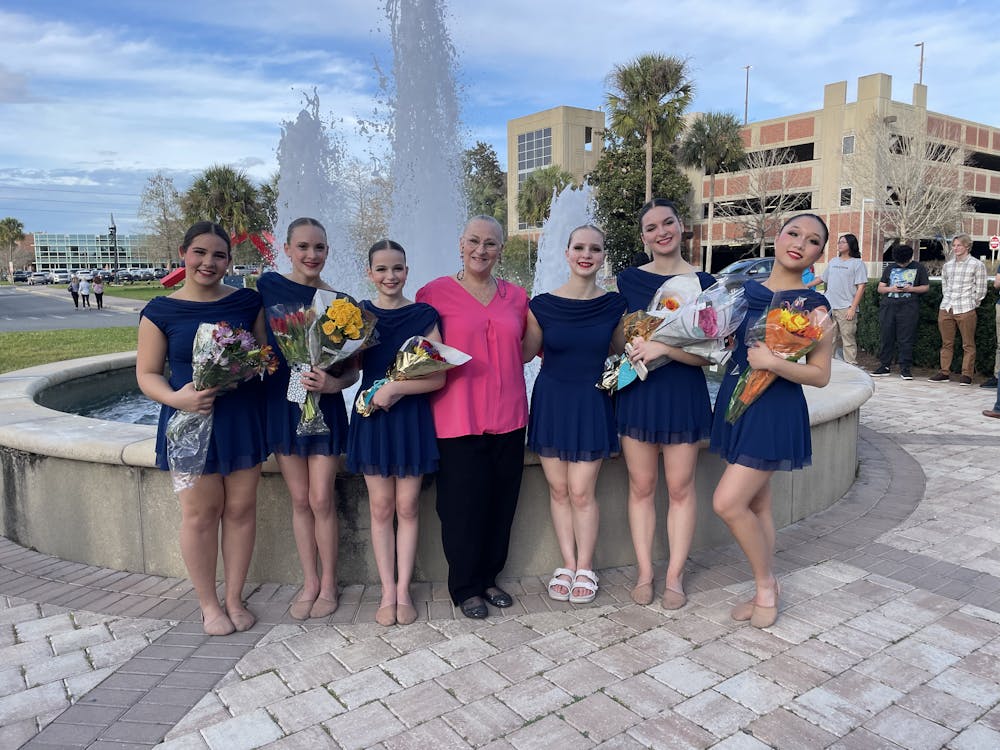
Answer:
724, 295, 833, 424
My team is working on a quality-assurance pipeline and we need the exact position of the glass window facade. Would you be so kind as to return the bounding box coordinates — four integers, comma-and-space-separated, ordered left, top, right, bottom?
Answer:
517, 127, 552, 229
32, 233, 151, 273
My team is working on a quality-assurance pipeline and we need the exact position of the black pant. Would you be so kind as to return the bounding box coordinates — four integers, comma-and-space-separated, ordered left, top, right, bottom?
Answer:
69, 291, 78, 308
95, 293, 103, 309
879, 301, 919, 369
435, 429, 525, 604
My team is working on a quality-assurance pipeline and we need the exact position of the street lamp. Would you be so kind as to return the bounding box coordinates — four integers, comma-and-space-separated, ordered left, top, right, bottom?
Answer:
859, 197, 875, 264
109, 214, 118, 273
742, 65, 751, 125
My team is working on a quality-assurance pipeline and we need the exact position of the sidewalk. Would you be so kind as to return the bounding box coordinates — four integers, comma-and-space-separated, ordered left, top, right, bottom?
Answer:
3, 374, 1000, 749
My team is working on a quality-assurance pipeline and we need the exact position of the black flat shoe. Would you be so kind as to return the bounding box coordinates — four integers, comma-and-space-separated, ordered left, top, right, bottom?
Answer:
484, 587, 513, 608
460, 596, 488, 619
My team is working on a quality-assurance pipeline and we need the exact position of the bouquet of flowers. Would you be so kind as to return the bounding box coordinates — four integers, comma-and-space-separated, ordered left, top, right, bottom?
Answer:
595, 310, 662, 394
165, 322, 277, 492
355, 336, 471, 416
269, 290, 377, 435
648, 278, 747, 366
724, 294, 833, 424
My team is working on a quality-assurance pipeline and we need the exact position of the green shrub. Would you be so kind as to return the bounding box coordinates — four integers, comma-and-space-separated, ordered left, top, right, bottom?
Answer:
857, 279, 999, 374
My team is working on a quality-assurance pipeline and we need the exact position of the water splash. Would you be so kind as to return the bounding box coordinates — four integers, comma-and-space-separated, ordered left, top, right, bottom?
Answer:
272, 92, 365, 299
385, 0, 465, 293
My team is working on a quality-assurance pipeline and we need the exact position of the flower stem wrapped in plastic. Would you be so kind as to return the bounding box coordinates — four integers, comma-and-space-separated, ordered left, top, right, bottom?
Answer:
355, 336, 471, 416
166, 322, 277, 493
595, 310, 662, 394
268, 290, 377, 436
724, 294, 833, 424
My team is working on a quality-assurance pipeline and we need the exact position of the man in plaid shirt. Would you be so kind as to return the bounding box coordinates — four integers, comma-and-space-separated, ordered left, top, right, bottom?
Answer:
928, 234, 988, 385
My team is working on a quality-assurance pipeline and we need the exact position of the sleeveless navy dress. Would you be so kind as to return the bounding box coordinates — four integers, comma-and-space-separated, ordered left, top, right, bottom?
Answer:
615, 267, 714, 445
709, 281, 831, 471
257, 272, 348, 457
527, 292, 627, 461
141, 287, 267, 475
346, 301, 441, 477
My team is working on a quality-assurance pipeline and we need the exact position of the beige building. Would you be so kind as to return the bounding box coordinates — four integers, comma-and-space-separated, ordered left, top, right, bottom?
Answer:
684, 72, 1000, 272
506, 106, 605, 235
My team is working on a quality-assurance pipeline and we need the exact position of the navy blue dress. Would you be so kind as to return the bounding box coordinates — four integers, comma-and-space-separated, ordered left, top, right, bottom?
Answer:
710, 281, 830, 471
527, 292, 627, 461
257, 272, 348, 457
346, 301, 441, 477
141, 288, 267, 475
615, 267, 714, 444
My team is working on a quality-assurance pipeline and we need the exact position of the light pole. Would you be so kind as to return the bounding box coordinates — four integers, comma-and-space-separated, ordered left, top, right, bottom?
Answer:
743, 65, 752, 125
109, 215, 118, 273
914, 42, 925, 85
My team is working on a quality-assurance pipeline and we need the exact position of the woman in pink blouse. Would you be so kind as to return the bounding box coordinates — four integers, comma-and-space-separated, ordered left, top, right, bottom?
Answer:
416, 215, 529, 619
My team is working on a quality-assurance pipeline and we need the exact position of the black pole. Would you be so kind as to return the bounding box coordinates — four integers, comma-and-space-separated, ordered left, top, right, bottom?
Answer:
109, 215, 118, 273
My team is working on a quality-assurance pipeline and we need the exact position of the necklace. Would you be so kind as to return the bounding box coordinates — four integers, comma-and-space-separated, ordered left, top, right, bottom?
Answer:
457, 274, 506, 304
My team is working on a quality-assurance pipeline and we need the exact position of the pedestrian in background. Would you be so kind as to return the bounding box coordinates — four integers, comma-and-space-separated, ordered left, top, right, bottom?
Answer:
929, 234, 987, 385
871, 245, 929, 380
68, 275, 80, 308
810, 234, 867, 365
79, 276, 92, 308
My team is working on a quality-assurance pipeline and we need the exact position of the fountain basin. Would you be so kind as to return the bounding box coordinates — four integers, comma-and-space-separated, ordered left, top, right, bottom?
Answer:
0, 353, 872, 584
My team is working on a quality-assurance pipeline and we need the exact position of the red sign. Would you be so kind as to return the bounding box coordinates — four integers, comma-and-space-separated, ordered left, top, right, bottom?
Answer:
990, 235, 1000, 252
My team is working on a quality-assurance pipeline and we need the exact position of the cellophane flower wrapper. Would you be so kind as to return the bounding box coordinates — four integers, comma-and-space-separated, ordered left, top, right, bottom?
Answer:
724, 294, 833, 424
268, 291, 377, 436
355, 336, 471, 417
595, 310, 662, 394
166, 322, 277, 492
649, 278, 748, 367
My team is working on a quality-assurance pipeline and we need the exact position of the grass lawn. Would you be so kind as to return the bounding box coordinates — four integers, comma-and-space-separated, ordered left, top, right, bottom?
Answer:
0, 327, 137, 374
103, 284, 173, 302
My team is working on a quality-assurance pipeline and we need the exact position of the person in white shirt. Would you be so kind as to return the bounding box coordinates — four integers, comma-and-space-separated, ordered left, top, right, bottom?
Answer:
929, 234, 988, 385
810, 233, 868, 365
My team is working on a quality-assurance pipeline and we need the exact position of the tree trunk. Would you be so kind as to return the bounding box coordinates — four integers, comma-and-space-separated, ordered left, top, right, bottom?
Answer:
644, 126, 653, 204
705, 174, 716, 273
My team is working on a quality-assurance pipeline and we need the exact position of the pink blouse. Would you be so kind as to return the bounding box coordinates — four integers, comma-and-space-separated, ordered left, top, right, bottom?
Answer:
416, 276, 528, 438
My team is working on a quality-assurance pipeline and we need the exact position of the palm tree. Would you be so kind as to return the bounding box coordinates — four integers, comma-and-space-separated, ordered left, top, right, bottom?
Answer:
678, 112, 745, 272
181, 165, 268, 239
0, 217, 25, 279
605, 54, 694, 203
517, 166, 575, 228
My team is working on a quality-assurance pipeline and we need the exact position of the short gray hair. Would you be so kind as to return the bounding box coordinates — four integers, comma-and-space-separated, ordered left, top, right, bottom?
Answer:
463, 215, 505, 244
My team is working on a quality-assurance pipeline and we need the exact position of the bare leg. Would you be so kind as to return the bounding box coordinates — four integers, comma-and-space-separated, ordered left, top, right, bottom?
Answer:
566, 459, 602, 599
393, 476, 422, 607
540, 456, 576, 597
621, 436, 660, 589
307, 454, 340, 601
713, 463, 778, 608
277, 454, 321, 602
178, 475, 230, 635
661, 443, 700, 595
365, 474, 399, 607
219, 466, 260, 628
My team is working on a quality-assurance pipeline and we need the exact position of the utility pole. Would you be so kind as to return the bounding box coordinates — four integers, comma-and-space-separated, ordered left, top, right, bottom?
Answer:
109, 215, 118, 273
743, 65, 752, 125
914, 42, 925, 84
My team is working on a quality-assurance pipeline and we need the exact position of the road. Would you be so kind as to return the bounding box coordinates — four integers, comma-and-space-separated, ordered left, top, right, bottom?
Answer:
0, 285, 144, 332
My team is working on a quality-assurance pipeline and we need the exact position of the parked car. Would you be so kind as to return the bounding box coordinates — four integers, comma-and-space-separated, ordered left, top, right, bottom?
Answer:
153, 267, 169, 279
714, 257, 775, 285
135, 268, 156, 281
49, 269, 71, 284
113, 269, 134, 283
12, 270, 29, 283
28, 272, 51, 285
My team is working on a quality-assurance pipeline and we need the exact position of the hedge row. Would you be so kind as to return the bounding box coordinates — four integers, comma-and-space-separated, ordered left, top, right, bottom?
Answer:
856, 280, 999, 374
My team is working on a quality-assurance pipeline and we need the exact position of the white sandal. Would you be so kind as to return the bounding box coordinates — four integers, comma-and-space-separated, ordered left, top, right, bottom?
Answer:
547, 567, 574, 601
569, 569, 599, 604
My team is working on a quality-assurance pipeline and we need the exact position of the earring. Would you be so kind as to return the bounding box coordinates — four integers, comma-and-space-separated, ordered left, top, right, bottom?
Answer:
496, 255, 505, 280
457, 255, 465, 281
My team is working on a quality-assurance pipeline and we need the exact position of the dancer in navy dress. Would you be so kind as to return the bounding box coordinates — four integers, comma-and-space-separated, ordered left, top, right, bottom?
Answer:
616, 199, 713, 610
258, 218, 359, 621
710, 213, 833, 628
136, 222, 266, 635
347, 240, 445, 626
522, 225, 626, 604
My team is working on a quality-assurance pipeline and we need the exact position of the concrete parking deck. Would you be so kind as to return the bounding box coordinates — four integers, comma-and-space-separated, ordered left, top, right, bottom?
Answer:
3, 373, 1000, 749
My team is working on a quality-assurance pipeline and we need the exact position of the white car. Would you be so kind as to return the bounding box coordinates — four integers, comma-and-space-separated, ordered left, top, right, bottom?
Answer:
49, 270, 71, 284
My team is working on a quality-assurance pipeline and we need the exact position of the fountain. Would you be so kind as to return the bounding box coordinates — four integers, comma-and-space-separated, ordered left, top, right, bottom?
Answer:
0, 0, 874, 584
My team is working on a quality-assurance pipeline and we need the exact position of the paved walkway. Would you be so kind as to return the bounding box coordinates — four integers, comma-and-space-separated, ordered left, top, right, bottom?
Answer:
3, 374, 1000, 749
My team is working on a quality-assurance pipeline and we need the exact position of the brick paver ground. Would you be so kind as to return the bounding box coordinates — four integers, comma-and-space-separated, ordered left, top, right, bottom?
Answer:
3, 374, 1000, 748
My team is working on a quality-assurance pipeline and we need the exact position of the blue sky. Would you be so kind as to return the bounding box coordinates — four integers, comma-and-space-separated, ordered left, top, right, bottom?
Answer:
2, 0, 999, 235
